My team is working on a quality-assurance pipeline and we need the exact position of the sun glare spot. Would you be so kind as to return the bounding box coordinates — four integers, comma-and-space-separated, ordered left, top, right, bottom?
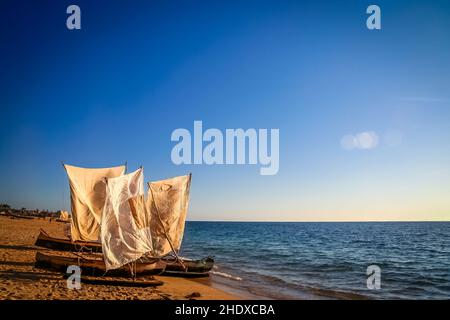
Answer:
356, 131, 379, 149
341, 131, 379, 151
340, 135, 357, 150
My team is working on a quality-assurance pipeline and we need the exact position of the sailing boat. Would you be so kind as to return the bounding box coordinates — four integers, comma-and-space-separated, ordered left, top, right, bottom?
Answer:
57, 210, 69, 222
36, 165, 164, 277
35, 164, 214, 277
146, 174, 213, 276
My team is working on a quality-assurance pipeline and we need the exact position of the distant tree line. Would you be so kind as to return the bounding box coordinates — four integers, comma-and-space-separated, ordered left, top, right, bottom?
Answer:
0, 203, 60, 218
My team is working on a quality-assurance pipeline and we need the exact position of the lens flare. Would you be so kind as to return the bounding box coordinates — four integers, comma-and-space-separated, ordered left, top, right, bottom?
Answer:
341, 131, 379, 150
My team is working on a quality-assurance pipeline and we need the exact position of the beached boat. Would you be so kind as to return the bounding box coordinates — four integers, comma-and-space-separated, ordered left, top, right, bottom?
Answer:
162, 256, 214, 274
34, 230, 102, 252
162, 270, 210, 278
34, 230, 214, 275
55, 219, 70, 223
35, 251, 165, 277
46, 164, 213, 278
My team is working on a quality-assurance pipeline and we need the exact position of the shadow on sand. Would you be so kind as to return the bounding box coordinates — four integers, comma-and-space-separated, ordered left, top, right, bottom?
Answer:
0, 244, 37, 251
0, 269, 61, 281
0, 261, 35, 267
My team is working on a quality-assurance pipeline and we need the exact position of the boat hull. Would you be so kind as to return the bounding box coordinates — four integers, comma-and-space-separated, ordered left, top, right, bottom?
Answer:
34, 230, 102, 252
35, 252, 165, 277
34, 231, 215, 275
162, 256, 214, 274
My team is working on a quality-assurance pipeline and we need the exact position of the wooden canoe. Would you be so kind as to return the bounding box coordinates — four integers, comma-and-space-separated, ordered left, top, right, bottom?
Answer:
162, 270, 210, 278
55, 219, 70, 223
35, 230, 215, 275
35, 251, 165, 277
34, 230, 102, 252
162, 256, 214, 274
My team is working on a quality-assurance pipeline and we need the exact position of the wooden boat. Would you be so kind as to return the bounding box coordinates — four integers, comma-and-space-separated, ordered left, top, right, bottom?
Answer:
162, 256, 214, 274
55, 219, 70, 223
35, 230, 215, 275
34, 230, 102, 252
162, 270, 210, 278
35, 251, 165, 277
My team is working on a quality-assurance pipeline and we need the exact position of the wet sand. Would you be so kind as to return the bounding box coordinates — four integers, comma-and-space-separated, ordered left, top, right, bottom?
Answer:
0, 216, 239, 300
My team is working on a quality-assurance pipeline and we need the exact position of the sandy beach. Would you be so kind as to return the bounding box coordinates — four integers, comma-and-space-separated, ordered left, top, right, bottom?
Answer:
0, 216, 239, 300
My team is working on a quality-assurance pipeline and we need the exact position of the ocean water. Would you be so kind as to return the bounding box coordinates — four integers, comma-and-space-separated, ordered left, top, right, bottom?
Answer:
179, 221, 450, 300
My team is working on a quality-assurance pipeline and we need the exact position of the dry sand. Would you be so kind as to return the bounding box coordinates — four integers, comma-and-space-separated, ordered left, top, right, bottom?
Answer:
0, 215, 239, 300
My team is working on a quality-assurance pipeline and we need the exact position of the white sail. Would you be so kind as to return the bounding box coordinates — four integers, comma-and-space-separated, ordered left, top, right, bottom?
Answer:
59, 210, 69, 221
63, 164, 126, 242
146, 174, 191, 257
101, 168, 153, 270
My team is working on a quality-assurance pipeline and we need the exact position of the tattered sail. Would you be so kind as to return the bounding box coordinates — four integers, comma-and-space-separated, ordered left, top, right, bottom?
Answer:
101, 168, 153, 270
146, 174, 191, 257
63, 164, 126, 242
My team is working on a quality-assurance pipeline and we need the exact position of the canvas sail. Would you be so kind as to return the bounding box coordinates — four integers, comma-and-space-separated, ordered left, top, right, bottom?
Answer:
146, 174, 191, 257
101, 168, 153, 270
64, 164, 126, 242
59, 210, 69, 221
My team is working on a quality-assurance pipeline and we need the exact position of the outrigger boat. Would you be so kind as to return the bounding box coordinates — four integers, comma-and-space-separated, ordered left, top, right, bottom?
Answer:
34, 230, 214, 275
34, 230, 102, 252
35, 251, 165, 277
161, 256, 214, 276
35, 164, 214, 279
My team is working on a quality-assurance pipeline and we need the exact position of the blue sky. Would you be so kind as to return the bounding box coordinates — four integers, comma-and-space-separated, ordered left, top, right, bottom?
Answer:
1, 0, 449, 221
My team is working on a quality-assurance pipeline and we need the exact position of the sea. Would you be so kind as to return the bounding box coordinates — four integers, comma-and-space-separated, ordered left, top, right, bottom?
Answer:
179, 221, 450, 300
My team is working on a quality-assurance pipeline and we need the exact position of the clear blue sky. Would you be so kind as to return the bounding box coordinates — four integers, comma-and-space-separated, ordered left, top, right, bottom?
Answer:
1, 0, 449, 221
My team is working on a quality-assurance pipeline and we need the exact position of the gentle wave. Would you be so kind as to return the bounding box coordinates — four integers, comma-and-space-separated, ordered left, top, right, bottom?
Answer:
211, 271, 243, 281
